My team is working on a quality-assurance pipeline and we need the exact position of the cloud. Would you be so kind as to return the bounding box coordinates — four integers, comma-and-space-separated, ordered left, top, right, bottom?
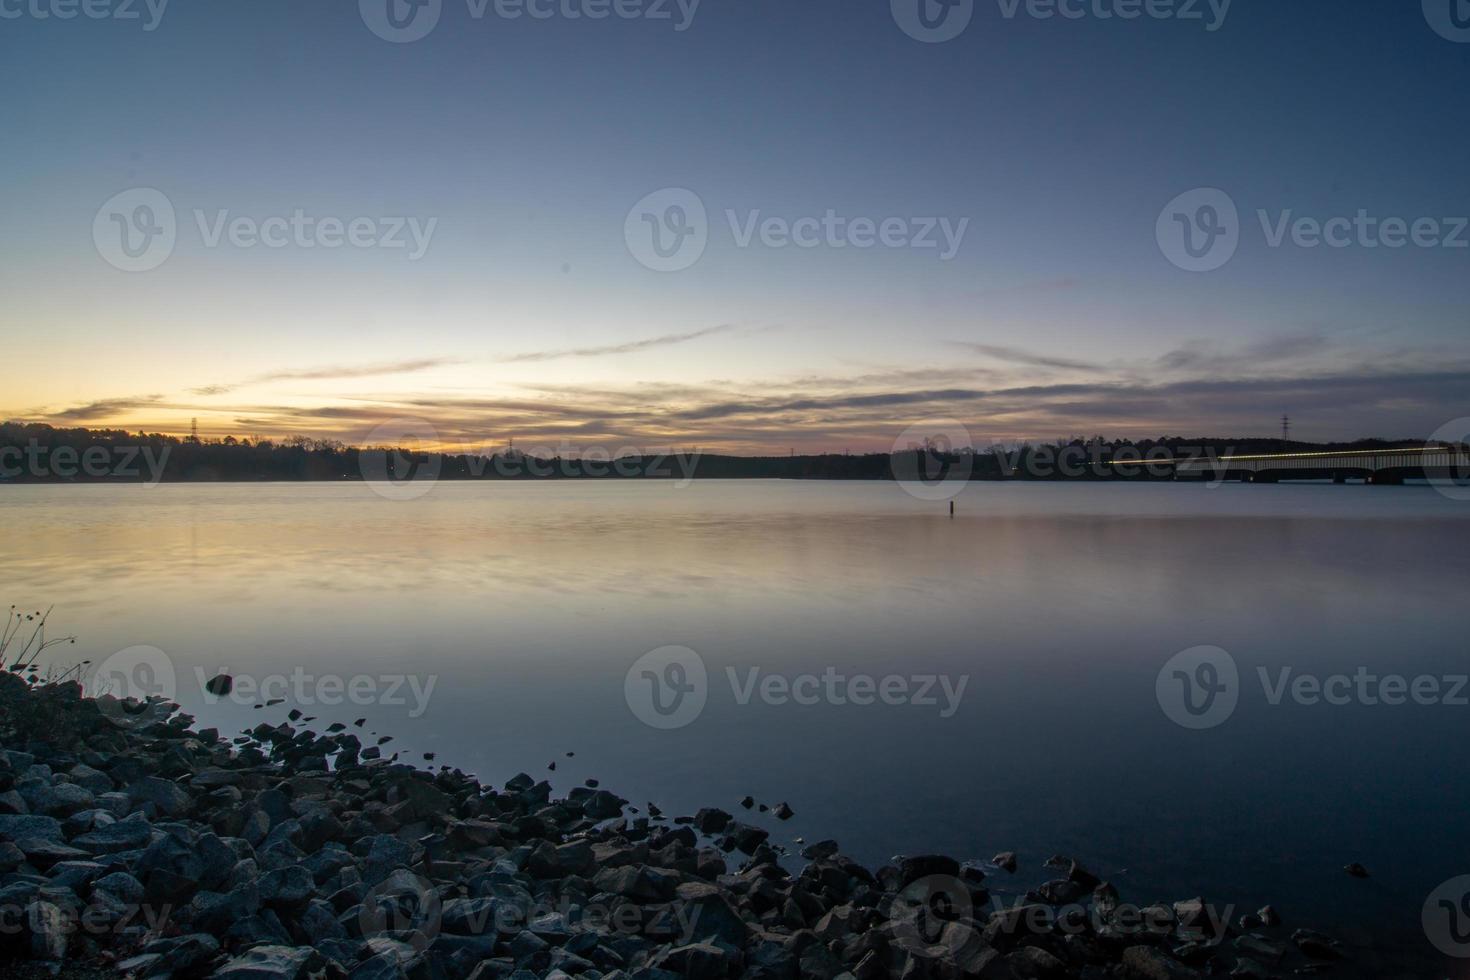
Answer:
497, 325, 732, 363
194, 364, 1470, 452
949, 342, 1096, 372
1153, 334, 1329, 375
40, 395, 165, 422
190, 358, 460, 395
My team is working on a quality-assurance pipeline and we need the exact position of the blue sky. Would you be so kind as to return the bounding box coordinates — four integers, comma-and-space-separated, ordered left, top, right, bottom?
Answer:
2, 0, 1467, 450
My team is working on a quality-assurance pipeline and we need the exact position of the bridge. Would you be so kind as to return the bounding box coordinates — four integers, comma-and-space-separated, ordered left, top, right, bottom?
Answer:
1169, 446, 1470, 484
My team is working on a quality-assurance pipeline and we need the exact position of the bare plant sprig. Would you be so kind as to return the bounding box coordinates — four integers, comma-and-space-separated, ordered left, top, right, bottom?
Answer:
1, 606, 77, 673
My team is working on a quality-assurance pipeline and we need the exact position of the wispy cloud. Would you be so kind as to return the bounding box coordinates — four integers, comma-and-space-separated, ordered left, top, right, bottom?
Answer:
949, 342, 1096, 372
40, 395, 165, 422
497, 325, 732, 363
190, 358, 461, 396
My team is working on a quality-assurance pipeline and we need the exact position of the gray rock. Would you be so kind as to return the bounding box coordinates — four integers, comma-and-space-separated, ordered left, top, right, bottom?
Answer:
72, 814, 153, 852
259, 865, 315, 908
0, 840, 25, 872
93, 871, 145, 904
126, 776, 192, 818
351, 952, 409, 980
213, 944, 325, 980
1120, 945, 1202, 979
29, 900, 70, 961
0, 814, 64, 843
24, 782, 95, 817
363, 834, 414, 886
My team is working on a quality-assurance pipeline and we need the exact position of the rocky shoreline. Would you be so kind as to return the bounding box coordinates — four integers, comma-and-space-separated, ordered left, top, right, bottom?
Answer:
0, 672, 1417, 979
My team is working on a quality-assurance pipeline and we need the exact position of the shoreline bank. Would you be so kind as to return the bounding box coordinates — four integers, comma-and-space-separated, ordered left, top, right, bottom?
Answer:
0, 673, 1437, 979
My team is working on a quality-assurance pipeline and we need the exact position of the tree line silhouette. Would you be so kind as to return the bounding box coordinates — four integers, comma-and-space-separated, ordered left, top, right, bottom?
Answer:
0, 421, 1433, 483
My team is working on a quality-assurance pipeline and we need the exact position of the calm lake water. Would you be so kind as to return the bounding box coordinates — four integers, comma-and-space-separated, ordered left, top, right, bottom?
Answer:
3, 480, 1467, 963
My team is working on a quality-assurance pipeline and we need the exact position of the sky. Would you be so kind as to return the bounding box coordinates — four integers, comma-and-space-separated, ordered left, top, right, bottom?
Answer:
2, 0, 1468, 453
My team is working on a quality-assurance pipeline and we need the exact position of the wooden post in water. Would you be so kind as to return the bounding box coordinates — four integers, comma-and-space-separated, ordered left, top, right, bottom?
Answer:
949, 500, 954, 518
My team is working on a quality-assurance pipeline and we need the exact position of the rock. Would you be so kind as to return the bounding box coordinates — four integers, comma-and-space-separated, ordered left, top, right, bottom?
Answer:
1120, 945, 1202, 979
582, 790, 626, 820
592, 864, 673, 903
722, 822, 768, 855
1233, 934, 1285, 961
29, 900, 69, 960
1343, 862, 1369, 878
214, 944, 325, 980
738, 796, 754, 809
773, 802, 794, 820
801, 839, 839, 860
693, 807, 732, 834
648, 942, 732, 978
147, 933, 221, 974
1292, 929, 1345, 960
897, 853, 960, 886
260, 865, 315, 908
0, 813, 64, 842
363, 834, 415, 886
351, 952, 409, 980
205, 674, 235, 696
93, 871, 145, 904
25, 781, 95, 816
0, 841, 25, 872
73, 814, 153, 852
126, 776, 192, 817
1006, 946, 1068, 979
17, 838, 90, 868
992, 851, 1018, 873
1029, 878, 1086, 906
